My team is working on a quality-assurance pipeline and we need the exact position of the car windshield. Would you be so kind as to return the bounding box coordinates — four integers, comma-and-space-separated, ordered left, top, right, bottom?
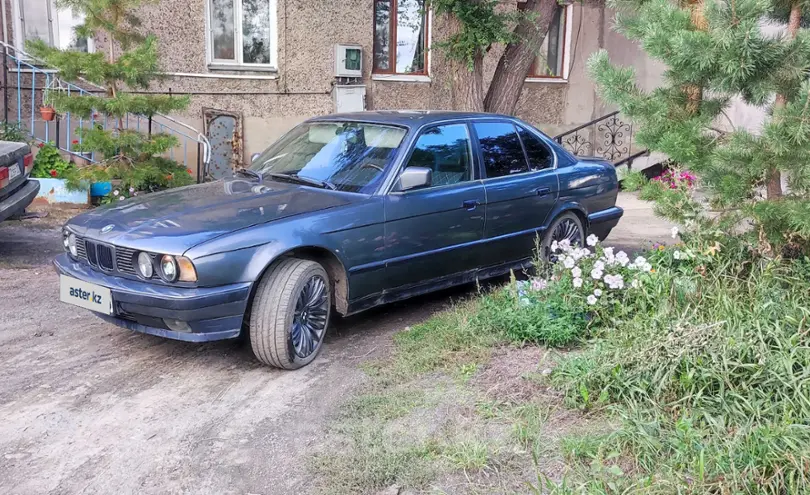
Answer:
249, 122, 408, 193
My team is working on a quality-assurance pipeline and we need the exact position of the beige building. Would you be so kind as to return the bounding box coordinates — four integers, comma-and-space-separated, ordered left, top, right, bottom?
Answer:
4, 0, 664, 176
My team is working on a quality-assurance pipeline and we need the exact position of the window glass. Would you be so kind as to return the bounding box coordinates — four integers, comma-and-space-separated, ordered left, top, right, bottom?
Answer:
211, 0, 236, 60
250, 122, 407, 194
474, 122, 529, 178
241, 0, 271, 64
405, 124, 472, 187
396, 0, 427, 74
22, 0, 51, 45
55, 8, 87, 51
373, 0, 427, 74
373, 0, 391, 70
518, 127, 553, 171
531, 6, 566, 77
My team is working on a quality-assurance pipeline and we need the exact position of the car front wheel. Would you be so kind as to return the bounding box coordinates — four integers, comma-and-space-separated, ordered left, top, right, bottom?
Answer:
249, 258, 331, 369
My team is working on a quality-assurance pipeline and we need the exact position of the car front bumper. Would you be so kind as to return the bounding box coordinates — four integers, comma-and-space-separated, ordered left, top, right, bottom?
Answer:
53, 253, 251, 342
0, 179, 39, 222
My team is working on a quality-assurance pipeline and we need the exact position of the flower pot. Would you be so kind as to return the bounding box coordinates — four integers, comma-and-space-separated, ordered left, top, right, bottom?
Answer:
40, 106, 56, 122
90, 181, 112, 197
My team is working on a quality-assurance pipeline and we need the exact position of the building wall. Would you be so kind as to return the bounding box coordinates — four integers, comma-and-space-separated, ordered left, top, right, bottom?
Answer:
125, 0, 612, 165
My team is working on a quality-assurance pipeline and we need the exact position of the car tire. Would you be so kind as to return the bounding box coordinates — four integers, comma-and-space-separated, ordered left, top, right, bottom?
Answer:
248, 258, 331, 369
540, 212, 586, 261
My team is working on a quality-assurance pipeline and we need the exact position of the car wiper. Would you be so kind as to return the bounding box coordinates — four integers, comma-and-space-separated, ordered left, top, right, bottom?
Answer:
267, 172, 336, 190
235, 168, 263, 182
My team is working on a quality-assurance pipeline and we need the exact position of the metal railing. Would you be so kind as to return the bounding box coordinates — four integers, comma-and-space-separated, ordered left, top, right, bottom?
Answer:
0, 41, 210, 182
554, 110, 648, 168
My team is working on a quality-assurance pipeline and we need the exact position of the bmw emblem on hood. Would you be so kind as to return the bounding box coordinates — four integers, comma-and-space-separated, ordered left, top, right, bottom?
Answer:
101, 224, 115, 234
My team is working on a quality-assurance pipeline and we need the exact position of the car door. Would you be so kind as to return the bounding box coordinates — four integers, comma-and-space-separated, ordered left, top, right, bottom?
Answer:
383, 123, 486, 290
473, 121, 560, 267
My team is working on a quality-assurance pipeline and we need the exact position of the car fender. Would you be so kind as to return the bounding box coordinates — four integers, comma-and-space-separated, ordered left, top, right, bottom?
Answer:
546, 201, 589, 231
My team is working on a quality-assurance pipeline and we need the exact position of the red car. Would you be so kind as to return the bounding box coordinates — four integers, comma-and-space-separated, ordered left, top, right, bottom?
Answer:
0, 141, 38, 222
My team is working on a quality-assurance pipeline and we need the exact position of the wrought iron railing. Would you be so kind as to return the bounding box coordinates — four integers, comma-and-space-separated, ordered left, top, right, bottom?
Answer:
0, 42, 210, 181
554, 110, 648, 168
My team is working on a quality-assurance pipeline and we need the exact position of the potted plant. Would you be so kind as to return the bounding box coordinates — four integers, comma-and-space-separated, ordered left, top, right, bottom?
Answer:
30, 142, 88, 205
39, 105, 56, 121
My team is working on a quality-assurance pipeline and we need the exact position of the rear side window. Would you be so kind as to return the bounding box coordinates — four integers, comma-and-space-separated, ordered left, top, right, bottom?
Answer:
473, 122, 529, 178
404, 124, 473, 187
517, 127, 554, 171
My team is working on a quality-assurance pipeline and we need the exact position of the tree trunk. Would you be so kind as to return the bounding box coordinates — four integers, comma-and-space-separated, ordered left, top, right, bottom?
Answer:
485, 0, 559, 115
767, 1, 802, 199
445, 13, 486, 112
684, 0, 706, 114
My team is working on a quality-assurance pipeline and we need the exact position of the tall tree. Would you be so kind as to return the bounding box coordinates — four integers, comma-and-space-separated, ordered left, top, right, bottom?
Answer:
29, 0, 194, 196
432, 0, 561, 114
590, 0, 810, 252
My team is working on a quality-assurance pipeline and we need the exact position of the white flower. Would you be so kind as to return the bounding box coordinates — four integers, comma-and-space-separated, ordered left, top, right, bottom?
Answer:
591, 268, 603, 280
531, 278, 548, 291
573, 277, 583, 288
631, 278, 641, 289
112, 189, 119, 196
671, 226, 679, 239
604, 274, 625, 289
580, 248, 592, 257
673, 250, 682, 260
594, 260, 605, 271
593, 288, 603, 297
642, 262, 653, 272
563, 257, 575, 269
615, 251, 630, 267
586, 234, 599, 246
558, 239, 571, 252
551, 240, 559, 252
587, 295, 598, 305
571, 266, 582, 278
129, 187, 135, 193
603, 247, 614, 258
118, 195, 124, 201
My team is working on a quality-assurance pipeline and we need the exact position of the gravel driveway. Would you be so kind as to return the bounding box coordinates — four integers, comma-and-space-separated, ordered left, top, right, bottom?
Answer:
0, 193, 668, 494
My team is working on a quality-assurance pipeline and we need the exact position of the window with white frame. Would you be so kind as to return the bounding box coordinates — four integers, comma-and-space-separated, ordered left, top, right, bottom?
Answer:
14, 0, 92, 52
528, 4, 572, 80
208, 0, 277, 68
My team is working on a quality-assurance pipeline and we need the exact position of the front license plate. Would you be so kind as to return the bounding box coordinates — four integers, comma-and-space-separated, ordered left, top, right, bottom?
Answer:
59, 275, 113, 315
7, 164, 20, 181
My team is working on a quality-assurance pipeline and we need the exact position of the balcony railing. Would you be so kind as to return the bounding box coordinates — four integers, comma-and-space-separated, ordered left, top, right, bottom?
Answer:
554, 111, 648, 168
0, 42, 210, 181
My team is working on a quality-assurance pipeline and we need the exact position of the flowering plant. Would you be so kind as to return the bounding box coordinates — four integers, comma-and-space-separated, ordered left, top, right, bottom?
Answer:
652, 168, 696, 189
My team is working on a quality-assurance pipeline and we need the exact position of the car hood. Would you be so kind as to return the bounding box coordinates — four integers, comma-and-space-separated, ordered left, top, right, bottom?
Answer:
66, 179, 357, 255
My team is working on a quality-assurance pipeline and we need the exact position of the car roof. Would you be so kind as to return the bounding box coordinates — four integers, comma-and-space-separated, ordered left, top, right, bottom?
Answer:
307, 110, 519, 129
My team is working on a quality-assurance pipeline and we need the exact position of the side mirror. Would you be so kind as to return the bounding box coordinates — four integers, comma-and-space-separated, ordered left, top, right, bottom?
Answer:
397, 167, 432, 191
251, 153, 261, 163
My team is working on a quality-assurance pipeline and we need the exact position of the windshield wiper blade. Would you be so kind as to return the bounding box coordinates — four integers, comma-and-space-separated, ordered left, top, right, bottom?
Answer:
267, 172, 335, 190
235, 168, 262, 182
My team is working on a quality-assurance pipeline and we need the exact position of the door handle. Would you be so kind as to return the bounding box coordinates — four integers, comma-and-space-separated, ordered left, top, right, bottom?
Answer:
462, 199, 480, 211
534, 187, 552, 197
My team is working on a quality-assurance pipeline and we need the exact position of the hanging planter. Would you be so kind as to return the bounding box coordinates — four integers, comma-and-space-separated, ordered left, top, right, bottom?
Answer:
40, 106, 56, 121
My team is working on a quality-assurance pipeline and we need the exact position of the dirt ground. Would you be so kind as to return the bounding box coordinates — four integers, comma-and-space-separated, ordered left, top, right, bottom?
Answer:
0, 193, 669, 495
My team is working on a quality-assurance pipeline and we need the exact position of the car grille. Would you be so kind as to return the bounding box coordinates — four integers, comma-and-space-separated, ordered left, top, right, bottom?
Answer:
72, 235, 149, 278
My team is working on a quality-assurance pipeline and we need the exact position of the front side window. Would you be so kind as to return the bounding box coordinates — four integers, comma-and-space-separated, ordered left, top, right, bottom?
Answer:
250, 122, 407, 194
373, 0, 428, 74
529, 5, 569, 78
16, 0, 91, 52
474, 122, 530, 179
404, 124, 473, 188
209, 0, 276, 66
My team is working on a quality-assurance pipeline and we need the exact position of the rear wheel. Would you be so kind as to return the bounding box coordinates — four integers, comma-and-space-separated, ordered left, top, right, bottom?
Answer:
249, 258, 331, 369
540, 212, 585, 261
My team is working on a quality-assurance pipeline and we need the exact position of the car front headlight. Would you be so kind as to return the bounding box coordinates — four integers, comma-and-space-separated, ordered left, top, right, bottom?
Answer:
137, 252, 154, 279
67, 233, 77, 257
159, 255, 178, 282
